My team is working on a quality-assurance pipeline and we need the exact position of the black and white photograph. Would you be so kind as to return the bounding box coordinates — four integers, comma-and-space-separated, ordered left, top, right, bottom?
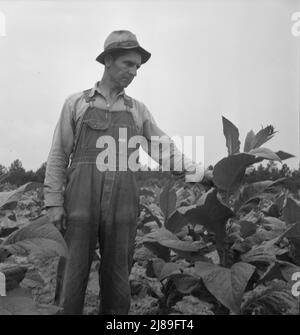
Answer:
0, 0, 300, 320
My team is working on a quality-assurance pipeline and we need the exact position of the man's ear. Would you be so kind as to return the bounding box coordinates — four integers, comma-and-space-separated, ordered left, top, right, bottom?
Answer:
104, 54, 113, 68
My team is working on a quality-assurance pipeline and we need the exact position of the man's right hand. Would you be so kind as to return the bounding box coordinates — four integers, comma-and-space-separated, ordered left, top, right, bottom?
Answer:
46, 206, 67, 232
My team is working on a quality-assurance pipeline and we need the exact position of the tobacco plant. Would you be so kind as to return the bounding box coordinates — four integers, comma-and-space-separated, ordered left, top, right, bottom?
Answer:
139, 116, 299, 315
0, 182, 68, 315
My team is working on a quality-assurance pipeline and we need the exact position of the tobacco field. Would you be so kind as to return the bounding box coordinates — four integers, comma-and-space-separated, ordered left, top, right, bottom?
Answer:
0, 116, 300, 315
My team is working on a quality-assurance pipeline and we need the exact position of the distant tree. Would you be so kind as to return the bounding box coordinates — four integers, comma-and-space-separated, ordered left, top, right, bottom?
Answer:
9, 159, 24, 172
25, 170, 36, 182
0, 164, 7, 176
244, 162, 293, 184
7, 159, 27, 186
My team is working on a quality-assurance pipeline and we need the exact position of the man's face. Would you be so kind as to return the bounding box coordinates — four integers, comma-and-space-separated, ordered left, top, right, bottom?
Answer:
107, 51, 142, 88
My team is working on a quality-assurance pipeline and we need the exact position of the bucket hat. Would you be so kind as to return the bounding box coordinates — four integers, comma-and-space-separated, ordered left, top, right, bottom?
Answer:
96, 30, 151, 65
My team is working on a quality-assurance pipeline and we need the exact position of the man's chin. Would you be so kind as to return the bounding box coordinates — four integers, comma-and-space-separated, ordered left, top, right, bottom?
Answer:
121, 79, 133, 88
116, 83, 126, 89
121, 83, 131, 89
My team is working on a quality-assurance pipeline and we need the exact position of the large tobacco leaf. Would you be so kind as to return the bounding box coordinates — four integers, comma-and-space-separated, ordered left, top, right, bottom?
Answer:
248, 148, 281, 161
182, 188, 234, 249
159, 181, 177, 220
258, 261, 300, 285
275, 151, 295, 161
142, 228, 179, 261
240, 236, 287, 265
243, 130, 256, 153
0, 182, 43, 210
222, 116, 240, 155
193, 261, 255, 314
142, 227, 210, 260
0, 216, 68, 259
165, 209, 190, 234
245, 125, 277, 151
213, 153, 257, 192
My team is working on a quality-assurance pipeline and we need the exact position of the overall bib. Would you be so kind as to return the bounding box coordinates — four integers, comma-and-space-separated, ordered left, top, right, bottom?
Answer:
54, 89, 139, 315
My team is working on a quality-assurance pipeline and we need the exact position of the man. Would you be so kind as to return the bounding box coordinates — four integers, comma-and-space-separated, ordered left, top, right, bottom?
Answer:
44, 30, 208, 315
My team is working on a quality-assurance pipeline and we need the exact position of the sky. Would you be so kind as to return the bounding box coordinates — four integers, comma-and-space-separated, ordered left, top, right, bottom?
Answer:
0, 0, 299, 171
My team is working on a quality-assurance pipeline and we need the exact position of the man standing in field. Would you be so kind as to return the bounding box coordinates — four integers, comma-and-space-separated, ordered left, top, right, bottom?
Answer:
44, 30, 207, 315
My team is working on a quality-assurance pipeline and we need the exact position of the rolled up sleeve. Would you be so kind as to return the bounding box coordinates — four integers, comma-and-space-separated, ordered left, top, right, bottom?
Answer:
44, 98, 75, 207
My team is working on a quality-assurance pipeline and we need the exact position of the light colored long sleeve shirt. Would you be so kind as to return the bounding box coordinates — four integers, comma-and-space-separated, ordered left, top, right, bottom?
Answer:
44, 82, 204, 207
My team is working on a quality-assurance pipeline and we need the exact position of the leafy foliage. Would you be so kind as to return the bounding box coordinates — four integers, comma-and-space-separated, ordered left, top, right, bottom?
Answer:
0, 216, 68, 258
182, 188, 234, 250
241, 281, 297, 315
0, 182, 43, 210
0, 179, 67, 315
137, 116, 298, 315
1, 116, 298, 315
244, 125, 277, 152
0, 287, 61, 315
193, 261, 256, 313
213, 154, 257, 192
159, 181, 177, 220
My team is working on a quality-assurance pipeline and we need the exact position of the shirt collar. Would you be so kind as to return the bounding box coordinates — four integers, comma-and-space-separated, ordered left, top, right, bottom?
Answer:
88, 81, 125, 99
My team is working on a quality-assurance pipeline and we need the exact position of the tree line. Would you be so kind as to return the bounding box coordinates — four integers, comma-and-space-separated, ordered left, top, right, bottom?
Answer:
0, 159, 299, 192
0, 159, 46, 186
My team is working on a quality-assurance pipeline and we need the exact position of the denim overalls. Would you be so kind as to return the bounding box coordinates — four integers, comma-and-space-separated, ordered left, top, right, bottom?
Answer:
54, 89, 139, 315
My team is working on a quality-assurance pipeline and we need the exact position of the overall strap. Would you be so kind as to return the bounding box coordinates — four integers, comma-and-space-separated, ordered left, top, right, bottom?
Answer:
69, 89, 94, 165
123, 94, 140, 135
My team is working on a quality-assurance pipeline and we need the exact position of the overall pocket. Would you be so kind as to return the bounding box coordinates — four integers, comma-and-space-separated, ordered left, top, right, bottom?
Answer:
81, 118, 110, 149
